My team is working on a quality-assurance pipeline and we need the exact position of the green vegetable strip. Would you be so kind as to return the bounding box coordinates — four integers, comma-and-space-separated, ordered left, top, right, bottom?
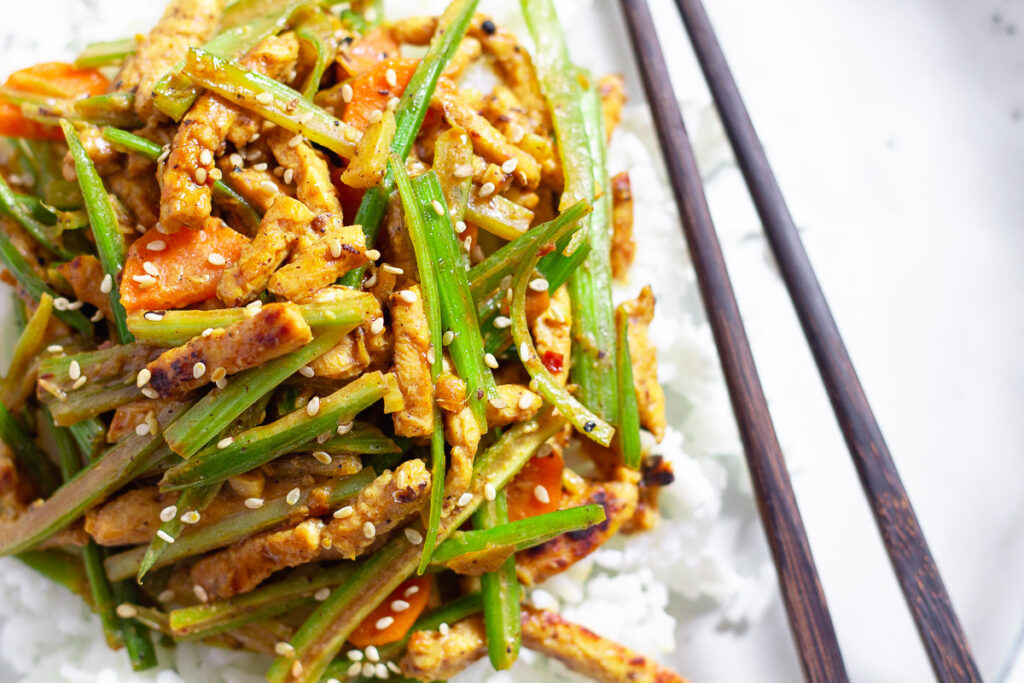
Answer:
414, 172, 498, 426
20, 138, 81, 212
267, 413, 564, 683
104, 468, 374, 581
75, 38, 136, 68
0, 234, 91, 334
47, 380, 141, 426
566, 87, 618, 423
431, 504, 606, 565
83, 543, 122, 650
319, 592, 485, 681
101, 127, 261, 231
341, 0, 481, 287
181, 48, 360, 158
390, 157, 446, 574
615, 307, 643, 469
295, 421, 401, 456
161, 372, 387, 489
465, 193, 535, 242
0, 403, 188, 556
295, 11, 336, 99
125, 295, 374, 346
153, 2, 307, 121
69, 417, 106, 461
60, 120, 132, 344
0, 402, 58, 496
163, 324, 352, 457
474, 489, 521, 670
0, 174, 71, 259
112, 573, 159, 669
136, 482, 221, 582
169, 563, 357, 640
38, 342, 157, 386
0, 292, 51, 408
509, 217, 615, 446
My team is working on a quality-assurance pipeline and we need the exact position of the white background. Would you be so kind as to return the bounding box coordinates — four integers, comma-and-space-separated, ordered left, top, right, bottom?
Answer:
1, 0, 1022, 681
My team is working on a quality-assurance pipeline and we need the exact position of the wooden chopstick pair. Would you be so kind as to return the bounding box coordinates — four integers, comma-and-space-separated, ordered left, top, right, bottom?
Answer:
616, 1, 981, 681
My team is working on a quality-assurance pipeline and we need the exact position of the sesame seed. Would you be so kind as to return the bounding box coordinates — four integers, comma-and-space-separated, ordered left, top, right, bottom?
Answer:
404, 527, 423, 545
157, 529, 175, 544
291, 661, 303, 678
244, 497, 264, 509
347, 650, 364, 661
519, 342, 532, 362
314, 587, 331, 601
442, 330, 455, 345
347, 663, 362, 678
337, 422, 354, 436
329, 238, 342, 258
386, 96, 400, 111
501, 158, 518, 174
453, 164, 473, 179
133, 274, 157, 288
518, 393, 535, 410
68, 360, 81, 381
199, 149, 213, 166
334, 505, 354, 519
207, 252, 226, 266
484, 483, 497, 501
202, 327, 214, 337
142, 387, 159, 399
180, 510, 201, 524
483, 353, 499, 369
365, 248, 381, 260
157, 589, 175, 603
274, 641, 295, 657
46, 344, 63, 353
216, 378, 228, 389
313, 450, 332, 465
387, 662, 401, 674
430, 199, 445, 216
71, 375, 87, 390
146, 240, 166, 251
365, 645, 380, 662
385, 68, 398, 87
370, 317, 385, 335
342, 83, 354, 103
253, 162, 268, 172
529, 278, 549, 292
398, 289, 417, 303
488, 397, 507, 410
66, 300, 84, 311
533, 484, 550, 504
361, 663, 375, 677
144, 311, 163, 322
479, 182, 496, 197
454, 220, 467, 234
90, 310, 105, 322
217, 436, 234, 449
367, 110, 383, 124
306, 396, 320, 416
210, 367, 227, 382
375, 616, 394, 630
141, 261, 159, 278
426, 346, 435, 365
298, 111, 314, 124
135, 422, 151, 437
246, 299, 263, 312
286, 487, 301, 505
194, 167, 208, 184
116, 603, 138, 619
53, 296, 69, 311
439, 622, 450, 636
159, 505, 178, 522
362, 521, 376, 539
192, 362, 206, 379
299, 365, 315, 378
255, 92, 274, 105
229, 153, 243, 167
260, 180, 279, 193
209, 168, 222, 181
288, 134, 304, 147
457, 492, 473, 507
283, 168, 294, 184
316, 431, 331, 444
463, 236, 473, 252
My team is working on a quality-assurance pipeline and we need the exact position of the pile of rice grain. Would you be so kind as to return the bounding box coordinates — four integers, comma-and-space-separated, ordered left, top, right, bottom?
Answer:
0, 1, 777, 680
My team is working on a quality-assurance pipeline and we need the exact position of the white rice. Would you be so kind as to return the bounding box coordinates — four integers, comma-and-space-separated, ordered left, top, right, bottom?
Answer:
0, 1, 776, 680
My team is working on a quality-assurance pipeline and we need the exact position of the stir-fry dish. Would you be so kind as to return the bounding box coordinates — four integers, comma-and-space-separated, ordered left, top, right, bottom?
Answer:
0, 0, 682, 681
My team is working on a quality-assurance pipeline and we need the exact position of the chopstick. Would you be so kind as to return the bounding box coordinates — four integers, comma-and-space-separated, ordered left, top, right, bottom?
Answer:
616, 1, 848, 680
669, 0, 982, 680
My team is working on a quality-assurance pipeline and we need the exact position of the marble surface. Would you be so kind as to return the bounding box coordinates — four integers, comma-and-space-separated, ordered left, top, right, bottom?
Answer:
1, 0, 1022, 681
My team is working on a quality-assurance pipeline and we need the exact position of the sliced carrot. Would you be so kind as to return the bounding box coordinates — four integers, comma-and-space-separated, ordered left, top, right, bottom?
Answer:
0, 62, 109, 140
506, 447, 564, 522
348, 576, 432, 648
341, 58, 419, 132
337, 26, 402, 78
120, 218, 249, 312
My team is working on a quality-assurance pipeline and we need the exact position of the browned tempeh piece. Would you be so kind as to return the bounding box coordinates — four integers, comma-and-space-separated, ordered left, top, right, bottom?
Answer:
531, 284, 572, 385
145, 302, 312, 397
388, 285, 434, 438
400, 616, 488, 681
267, 127, 342, 217
191, 518, 325, 600
621, 286, 665, 441
160, 33, 299, 231
517, 468, 639, 586
115, 0, 227, 119
442, 406, 480, 512
610, 171, 635, 282
107, 397, 185, 443
472, 18, 550, 132
84, 486, 179, 546
598, 73, 627, 142
217, 195, 313, 306
57, 254, 113, 319
267, 212, 368, 302
216, 160, 290, 213
108, 169, 161, 230
61, 126, 122, 178
520, 606, 687, 683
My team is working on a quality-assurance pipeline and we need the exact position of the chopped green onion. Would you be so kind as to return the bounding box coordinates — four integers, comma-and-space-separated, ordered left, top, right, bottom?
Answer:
474, 489, 521, 670
136, 482, 221, 582
75, 38, 136, 68
615, 306, 643, 469
0, 291, 52, 409
0, 173, 70, 259
0, 231, 91, 333
0, 402, 59, 496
